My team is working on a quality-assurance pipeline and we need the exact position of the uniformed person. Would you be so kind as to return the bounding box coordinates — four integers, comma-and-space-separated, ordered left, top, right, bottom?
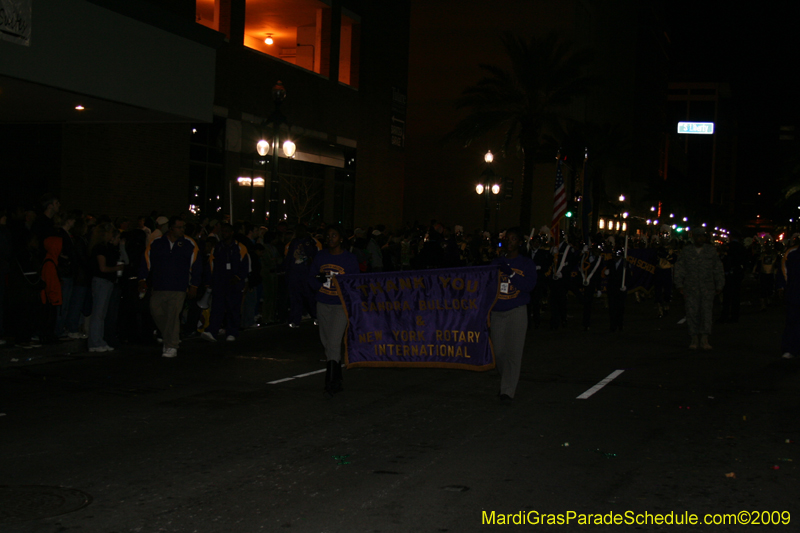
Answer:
674, 227, 725, 349
605, 244, 631, 332
549, 233, 577, 330
528, 233, 550, 329
580, 242, 605, 331
756, 239, 777, 311
654, 241, 677, 318
781, 235, 800, 359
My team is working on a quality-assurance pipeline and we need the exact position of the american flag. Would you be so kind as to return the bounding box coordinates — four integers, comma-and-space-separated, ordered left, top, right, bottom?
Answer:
551, 155, 567, 241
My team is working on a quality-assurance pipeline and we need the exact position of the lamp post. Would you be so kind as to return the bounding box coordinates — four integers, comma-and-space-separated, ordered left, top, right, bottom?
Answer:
476, 150, 500, 232
257, 81, 297, 232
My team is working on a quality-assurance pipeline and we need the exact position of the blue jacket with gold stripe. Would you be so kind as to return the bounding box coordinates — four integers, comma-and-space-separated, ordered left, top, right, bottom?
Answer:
207, 240, 250, 291
139, 235, 202, 291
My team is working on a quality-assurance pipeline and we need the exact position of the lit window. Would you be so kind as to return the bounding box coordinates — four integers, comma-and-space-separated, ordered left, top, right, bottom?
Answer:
195, 0, 219, 33
339, 10, 360, 87
244, 0, 332, 77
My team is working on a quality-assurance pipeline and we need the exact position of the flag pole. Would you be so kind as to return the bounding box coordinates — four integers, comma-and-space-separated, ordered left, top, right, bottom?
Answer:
552, 149, 562, 246
621, 234, 629, 292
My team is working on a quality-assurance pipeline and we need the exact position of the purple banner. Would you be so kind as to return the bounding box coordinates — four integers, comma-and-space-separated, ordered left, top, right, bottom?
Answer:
626, 249, 657, 293
334, 266, 499, 370
594, 249, 657, 293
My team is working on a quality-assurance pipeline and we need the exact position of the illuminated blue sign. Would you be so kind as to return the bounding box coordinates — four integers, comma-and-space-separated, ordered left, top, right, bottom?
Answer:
677, 122, 714, 134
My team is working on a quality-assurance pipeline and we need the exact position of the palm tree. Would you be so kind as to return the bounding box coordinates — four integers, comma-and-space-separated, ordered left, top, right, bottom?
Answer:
448, 32, 594, 229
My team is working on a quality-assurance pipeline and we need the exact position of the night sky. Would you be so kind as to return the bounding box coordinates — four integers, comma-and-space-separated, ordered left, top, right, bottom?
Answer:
665, 2, 800, 222
404, 0, 800, 230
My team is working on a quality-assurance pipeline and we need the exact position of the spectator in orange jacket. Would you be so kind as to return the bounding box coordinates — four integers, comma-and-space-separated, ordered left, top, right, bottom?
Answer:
40, 235, 63, 343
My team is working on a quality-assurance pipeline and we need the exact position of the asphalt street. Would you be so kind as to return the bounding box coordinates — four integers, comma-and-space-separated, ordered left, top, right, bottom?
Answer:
1, 281, 798, 532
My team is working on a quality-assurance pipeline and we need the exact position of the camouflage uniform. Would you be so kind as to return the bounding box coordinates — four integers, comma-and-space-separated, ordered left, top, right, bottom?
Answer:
674, 244, 725, 335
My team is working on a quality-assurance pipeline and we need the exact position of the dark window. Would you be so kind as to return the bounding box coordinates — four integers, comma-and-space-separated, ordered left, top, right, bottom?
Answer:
189, 117, 226, 219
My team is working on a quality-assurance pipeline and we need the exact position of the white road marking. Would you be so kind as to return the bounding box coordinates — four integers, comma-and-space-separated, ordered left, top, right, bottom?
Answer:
576, 369, 625, 400
267, 366, 336, 385
267, 377, 295, 384
293, 368, 327, 378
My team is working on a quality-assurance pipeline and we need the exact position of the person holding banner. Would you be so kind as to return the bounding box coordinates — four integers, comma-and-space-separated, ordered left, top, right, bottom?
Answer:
654, 242, 677, 318
309, 225, 360, 397
492, 227, 538, 404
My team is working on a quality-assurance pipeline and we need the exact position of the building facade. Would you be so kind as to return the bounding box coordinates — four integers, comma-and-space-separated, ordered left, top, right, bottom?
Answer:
1, 0, 410, 230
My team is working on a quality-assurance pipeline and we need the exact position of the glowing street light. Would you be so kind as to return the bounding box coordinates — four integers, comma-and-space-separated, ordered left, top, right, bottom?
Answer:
476, 151, 500, 231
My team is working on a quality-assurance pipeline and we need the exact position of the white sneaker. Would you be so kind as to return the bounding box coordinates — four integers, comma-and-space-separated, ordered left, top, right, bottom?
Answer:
226, 335, 236, 342
162, 347, 177, 358
201, 331, 216, 342
782, 352, 795, 359
289, 323, 300, 329
67, 332, 82, 339
88, 346, 109, 353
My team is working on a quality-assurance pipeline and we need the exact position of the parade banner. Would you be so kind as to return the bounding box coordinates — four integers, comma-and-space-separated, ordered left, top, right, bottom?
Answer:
335, 266, 499, 370
625, 249, 657, 293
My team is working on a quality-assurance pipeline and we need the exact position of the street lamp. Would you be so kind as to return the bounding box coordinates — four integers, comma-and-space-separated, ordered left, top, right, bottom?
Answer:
257, 80, 296, 231
476, 150, 500, 232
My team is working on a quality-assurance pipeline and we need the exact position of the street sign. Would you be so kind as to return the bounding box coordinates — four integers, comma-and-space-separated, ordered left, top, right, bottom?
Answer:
677, 122, 714, 135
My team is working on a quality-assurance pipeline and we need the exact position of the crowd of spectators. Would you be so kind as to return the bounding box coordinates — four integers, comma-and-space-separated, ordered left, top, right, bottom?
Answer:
0, 197, 502, 351
0, 195, 796, 357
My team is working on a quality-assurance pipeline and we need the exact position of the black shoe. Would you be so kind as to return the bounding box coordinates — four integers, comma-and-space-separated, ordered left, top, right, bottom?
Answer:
331, 362, 343, 393
324, 360, 343, 397
499, 394, 513, 405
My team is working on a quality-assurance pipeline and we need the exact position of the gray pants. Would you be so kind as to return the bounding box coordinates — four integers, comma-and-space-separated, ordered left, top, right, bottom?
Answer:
318, 302, 348, 362
150, 291, 186, 350
684, 287, 714, 336
491, 305, 528, 398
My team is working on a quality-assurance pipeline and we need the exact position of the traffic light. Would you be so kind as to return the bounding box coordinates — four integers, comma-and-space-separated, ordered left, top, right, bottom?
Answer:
566, 196, 580, 218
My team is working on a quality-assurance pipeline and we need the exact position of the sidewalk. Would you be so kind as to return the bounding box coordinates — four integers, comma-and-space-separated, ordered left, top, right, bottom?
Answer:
0, 338, 88, 369
0, 318, 299, 370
